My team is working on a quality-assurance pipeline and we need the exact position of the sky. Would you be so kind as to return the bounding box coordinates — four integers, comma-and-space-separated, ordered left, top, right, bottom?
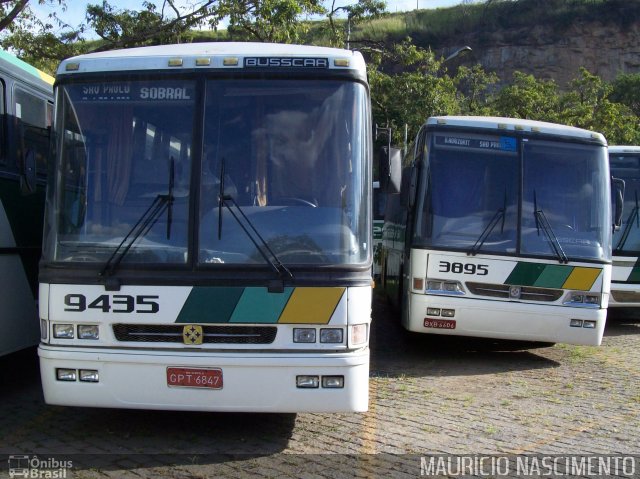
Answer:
32, 0, 466, 38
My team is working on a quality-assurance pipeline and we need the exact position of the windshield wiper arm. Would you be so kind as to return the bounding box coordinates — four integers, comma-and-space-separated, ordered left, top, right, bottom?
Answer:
216, 159, 293, 292
167, 157, 175, 239
614, 190, 638, 253
468, 191, 507, 256
533, 193, 568, 263
99, 159, 175, 283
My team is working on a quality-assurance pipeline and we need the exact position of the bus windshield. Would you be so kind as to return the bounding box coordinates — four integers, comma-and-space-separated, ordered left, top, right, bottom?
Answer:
414, 134, 611, 262
610, 153, 640, 254
45, 78, 370, 268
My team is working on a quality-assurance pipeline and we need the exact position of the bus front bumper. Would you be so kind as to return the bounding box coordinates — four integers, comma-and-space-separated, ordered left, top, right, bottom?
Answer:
38, 345, 369, 412
609, 283, 640, 308
407, 294, 607, 346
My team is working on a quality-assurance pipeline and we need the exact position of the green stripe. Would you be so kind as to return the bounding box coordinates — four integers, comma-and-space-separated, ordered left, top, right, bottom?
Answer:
505, 262, 546, 286
533, 264, 573, 288
628, 258, 640, 282
176, 287, 244, 323
229, 287, 294, 323
0, 50, 54, 84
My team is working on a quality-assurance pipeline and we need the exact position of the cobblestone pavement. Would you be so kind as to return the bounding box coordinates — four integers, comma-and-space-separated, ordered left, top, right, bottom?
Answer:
1, 293, 639, 478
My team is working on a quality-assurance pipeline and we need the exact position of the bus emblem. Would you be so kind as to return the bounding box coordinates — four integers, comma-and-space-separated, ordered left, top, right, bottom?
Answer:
183, 325, 203, 345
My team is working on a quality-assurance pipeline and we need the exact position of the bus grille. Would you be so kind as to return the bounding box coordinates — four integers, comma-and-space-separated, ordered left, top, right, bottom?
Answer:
112, 324, 277, 344
466, 282, 563, 302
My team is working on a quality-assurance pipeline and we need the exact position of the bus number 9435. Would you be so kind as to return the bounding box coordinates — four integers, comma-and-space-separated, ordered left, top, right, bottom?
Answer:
64, 294, 159, 313
438, 261, 489, 276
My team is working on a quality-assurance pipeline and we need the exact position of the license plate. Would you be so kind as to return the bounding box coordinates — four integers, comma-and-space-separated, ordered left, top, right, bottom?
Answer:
424, 318, 456, 330
166, 367, 223, 389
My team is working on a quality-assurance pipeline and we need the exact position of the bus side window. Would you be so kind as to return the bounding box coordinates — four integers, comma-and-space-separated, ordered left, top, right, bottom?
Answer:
14, 86, 50, 180
0, 79, 5, 164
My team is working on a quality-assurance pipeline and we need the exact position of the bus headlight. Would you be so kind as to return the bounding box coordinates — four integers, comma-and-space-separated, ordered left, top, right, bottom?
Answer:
78, 325, 99, 340
53, 324, 74, 339
320, 328, 343, 344
426, 280, 465, 295
564, 292, 601, 308
293, 328, 316, 343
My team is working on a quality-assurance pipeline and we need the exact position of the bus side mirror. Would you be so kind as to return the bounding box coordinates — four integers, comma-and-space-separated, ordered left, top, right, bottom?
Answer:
379, 146, 402, 194
612, 177, 625, 231
20, 149, 37, 195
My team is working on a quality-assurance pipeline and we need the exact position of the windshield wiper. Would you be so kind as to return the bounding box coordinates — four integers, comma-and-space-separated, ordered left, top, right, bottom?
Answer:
614, 190, 638, 253
98, 158, 175, 286
217, 158, 293, 292
534, 191, 568, 264
468, 191, 507, 256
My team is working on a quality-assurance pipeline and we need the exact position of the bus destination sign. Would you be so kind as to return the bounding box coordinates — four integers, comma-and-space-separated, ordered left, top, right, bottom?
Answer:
435, 135, 517, 153
77, 83, 194, 102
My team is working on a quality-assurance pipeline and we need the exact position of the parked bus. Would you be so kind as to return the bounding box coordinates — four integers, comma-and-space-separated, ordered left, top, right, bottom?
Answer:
0, 50, 53, 357
38, 43, 372, 412
609, 145, 640, 308
373, 181, 385, 277
381, 116, 619, 346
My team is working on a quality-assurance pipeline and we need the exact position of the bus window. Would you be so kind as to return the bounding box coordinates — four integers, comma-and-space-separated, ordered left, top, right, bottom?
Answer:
14, 86, 51, 175
0, 80, 5, 164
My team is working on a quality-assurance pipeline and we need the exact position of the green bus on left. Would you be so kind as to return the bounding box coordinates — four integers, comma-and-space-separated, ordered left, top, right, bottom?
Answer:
0, 50, 53, 357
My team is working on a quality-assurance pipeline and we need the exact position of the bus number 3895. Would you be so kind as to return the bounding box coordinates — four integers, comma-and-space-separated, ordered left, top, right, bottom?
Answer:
438, 261, 489, 276
64, 294, 160, 313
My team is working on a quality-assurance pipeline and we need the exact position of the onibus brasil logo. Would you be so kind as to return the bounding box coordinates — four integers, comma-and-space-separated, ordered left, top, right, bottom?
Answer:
8, 456, 72, 478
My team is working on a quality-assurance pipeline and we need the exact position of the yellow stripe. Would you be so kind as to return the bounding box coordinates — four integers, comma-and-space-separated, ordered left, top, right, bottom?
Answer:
562, 267, 601, 291
278, 287, 345, 324
38, 70, 55, 85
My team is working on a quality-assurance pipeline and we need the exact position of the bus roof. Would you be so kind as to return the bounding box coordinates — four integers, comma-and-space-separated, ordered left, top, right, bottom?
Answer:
608, 145, 640, 154
427, 116, 606, 145
0, 49, 54, 88
57, 42, 366, 78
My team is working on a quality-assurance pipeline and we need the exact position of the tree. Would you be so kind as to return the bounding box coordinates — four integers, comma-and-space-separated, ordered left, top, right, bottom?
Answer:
559, 68, 640, 145
454, 64, 498, 115
489, 71, 561, 122
368, 39, 461, 148
610, 72, 640, 118
0, 0, 72, 73
323, 0, 386, 48
222, 0, 325, 43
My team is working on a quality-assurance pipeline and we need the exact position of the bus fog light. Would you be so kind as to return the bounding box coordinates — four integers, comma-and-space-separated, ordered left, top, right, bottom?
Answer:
296, 375, 319, 388
583, 320, 597, 329
320, 328, 343, 343
56, 368, 77, 381
570, 319, 583, 328
293, 328, 316, 343
441, 309, 455, 318
78, 325, 99, 340
322, 376, 344, 388
53, 324, 74, 339
351, 324, 367, 345
79, 370, 99, 382
427, 307, 441, 316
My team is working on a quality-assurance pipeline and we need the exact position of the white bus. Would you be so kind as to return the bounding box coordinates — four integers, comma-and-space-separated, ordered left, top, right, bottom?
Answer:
381, 116, 619, 346
38, 43, 373, 412
0, 50, 53, 357
609, 145, 640, 308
